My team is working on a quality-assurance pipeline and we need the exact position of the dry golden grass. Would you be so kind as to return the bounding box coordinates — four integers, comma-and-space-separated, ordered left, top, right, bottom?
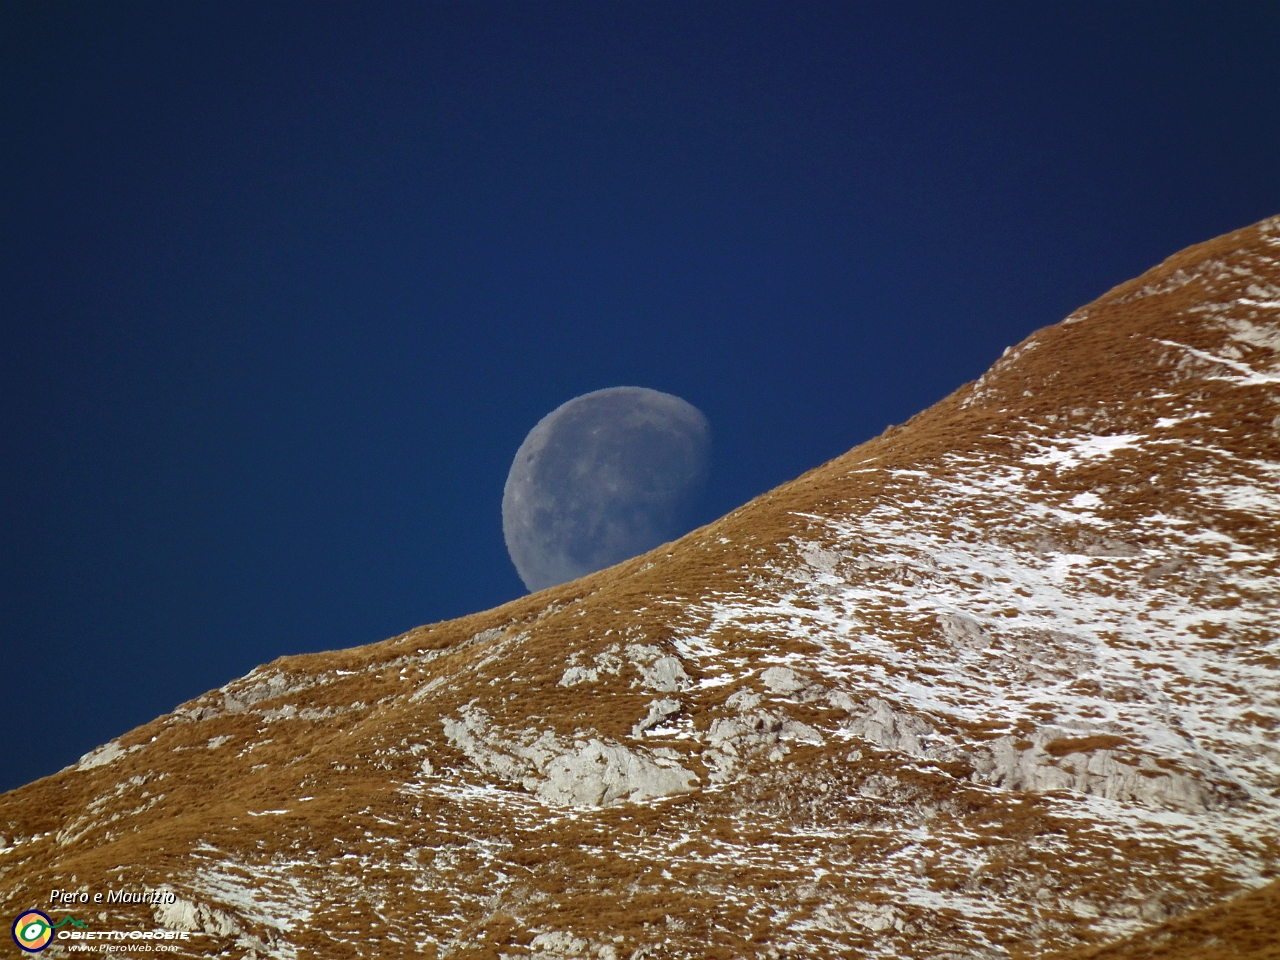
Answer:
1048, 878, 1280, 960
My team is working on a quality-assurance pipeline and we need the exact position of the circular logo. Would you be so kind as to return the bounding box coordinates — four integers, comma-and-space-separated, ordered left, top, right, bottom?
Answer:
12, 911, 54, 952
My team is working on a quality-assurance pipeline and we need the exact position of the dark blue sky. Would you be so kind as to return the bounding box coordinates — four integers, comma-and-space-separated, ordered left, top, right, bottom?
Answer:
3, 2, 1278, 793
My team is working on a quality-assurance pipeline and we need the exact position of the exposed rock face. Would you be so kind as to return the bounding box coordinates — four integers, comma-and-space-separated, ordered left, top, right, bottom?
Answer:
441, 706, 699, 806
3, 217, 1280, 958
536, 741, 698, 807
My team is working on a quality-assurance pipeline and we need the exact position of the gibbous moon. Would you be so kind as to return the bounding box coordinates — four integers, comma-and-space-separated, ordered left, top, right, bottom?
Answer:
503, 387, 710, 592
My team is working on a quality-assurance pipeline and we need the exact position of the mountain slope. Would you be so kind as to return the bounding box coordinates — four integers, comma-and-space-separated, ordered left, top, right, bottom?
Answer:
1053, 876, 1280, 960
3, 217, 1279, 960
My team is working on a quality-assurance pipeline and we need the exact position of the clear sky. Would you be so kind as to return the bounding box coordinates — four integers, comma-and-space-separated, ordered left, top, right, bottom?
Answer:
3, 1, 1278, 794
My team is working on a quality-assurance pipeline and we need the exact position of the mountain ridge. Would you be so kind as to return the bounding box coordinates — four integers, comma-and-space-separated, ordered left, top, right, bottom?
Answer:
3, 216, 1279, 959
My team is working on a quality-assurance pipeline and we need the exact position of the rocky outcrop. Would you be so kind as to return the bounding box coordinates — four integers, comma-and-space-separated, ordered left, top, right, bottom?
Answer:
973, 729, 1239, 813
442, 706, 698, 806
537, 740, 697, 806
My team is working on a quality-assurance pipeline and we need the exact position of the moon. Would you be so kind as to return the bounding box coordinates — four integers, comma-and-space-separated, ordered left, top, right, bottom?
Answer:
503, 387, 711, 592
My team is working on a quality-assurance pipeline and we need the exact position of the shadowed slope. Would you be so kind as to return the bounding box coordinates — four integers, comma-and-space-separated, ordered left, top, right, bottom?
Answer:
2, 217, 1278, 959
1053, 877, 1280, 960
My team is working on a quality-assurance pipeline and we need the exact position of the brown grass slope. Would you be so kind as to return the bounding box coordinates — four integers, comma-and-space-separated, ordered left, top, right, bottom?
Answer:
1052, 876, 1280, 960
2, 216, 1278, 959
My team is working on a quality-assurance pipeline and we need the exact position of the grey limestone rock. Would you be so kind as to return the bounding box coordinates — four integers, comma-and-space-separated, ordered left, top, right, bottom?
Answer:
761, 666, 808, 695
761, 665, 826, 702
638, 655, 690, 693
843, 698, 935, 756
442, 706, 697, 807
533, 739, 698, 806
976, 730, 1227, 812
702, 708, 824, 781
631, 699, 682, 738
154, 890, 241, 938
